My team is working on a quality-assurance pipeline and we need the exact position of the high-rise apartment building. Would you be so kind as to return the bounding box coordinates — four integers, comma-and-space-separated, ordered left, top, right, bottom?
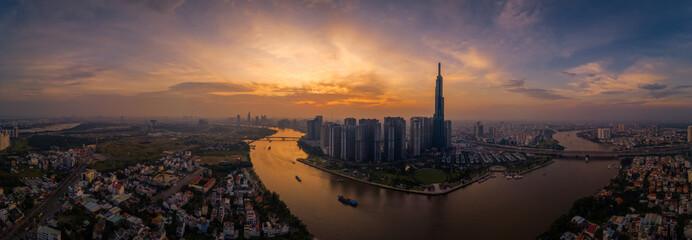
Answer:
341, 118, 357, 161
329, 124, 342, 157
383, 117, 406, 161
597, 128, 613, 140
306, 116, 323, 140
320, 122, 335, 154
356, 119, 381, 163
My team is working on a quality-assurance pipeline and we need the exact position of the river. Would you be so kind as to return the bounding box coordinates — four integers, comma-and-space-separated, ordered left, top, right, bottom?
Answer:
250, 129, 618, 240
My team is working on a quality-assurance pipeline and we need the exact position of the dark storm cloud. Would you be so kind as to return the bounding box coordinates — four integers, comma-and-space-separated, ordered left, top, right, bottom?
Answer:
506, 87, 569, 100
639, 83, 667, 90
502, 78, 569, 100
502, 78, 526, 88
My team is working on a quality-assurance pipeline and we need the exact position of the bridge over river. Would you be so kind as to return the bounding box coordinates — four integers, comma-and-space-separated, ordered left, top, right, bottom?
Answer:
253, 136, 301, 141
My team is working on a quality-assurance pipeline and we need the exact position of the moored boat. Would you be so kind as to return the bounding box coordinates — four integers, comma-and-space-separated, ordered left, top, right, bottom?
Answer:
513, 175, 523, 179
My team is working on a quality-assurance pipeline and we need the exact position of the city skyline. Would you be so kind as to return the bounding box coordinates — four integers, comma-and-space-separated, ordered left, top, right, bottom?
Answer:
0, 1, 691, 121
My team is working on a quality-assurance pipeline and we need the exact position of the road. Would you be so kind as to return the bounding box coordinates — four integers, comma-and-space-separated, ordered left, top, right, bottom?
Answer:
152, 167, 205, 201
2, 163, 86, 240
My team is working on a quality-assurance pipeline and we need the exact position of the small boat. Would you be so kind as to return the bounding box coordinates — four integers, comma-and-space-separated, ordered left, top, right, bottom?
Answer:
514, 175, 523, 179
291, 161, 296, 164
268, 146, 271, 150
608, 164, 611, 169
338, 195, 357, 206
339, 179, 344, 182
506, 175, 513, 179
295, 176, 301, 182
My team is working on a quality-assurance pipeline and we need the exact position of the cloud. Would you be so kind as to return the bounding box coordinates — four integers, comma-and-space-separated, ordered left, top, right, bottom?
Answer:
564, 60, 667, 96
167, 82, 252, 95
649, 90, 685, 99
639, 83, 667, 91
502, 78, 568, 100
494, 0, 541, 29
506, 87, 569, 100
502, 78, 525, 87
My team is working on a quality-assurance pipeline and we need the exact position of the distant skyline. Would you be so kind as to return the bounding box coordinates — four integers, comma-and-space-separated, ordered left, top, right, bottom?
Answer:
1, 0, 691, 121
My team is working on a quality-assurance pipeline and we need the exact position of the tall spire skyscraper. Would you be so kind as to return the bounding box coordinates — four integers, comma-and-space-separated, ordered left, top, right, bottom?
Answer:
432, 62, 446, 149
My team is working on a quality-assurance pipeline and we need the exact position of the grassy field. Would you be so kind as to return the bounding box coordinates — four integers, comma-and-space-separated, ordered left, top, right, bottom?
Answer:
198, 155, 247, 165
94, 137, 197, 172
413, 168, 448, 184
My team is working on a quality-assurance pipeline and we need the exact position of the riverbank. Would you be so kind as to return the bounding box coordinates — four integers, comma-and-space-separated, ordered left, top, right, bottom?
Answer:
518, 160, 555, 175
297, 158, 490, 195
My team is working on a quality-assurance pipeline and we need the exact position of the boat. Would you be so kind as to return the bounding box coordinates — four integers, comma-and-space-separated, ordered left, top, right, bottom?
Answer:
291, 161, 296, 164
506, 175, 513, 179
338, 195, 357, 206
295, 176, 301, 182
608, 164, 611, 169
268, 146, 271, 150
513, 175, 523, 179
339, 179, 344, 182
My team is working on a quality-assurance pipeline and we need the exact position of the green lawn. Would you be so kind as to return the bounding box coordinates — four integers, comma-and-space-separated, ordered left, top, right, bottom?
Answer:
413, 168, 448, 184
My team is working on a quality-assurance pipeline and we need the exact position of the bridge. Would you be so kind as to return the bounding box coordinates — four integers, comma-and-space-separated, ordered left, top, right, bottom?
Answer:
254, 136, 301, 141
469, 142, 691, 158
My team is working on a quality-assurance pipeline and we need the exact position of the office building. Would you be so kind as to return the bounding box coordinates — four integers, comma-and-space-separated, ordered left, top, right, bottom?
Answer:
409, 117, 425, 157
356, 119, 381, 163
383, 117, 406, 161
340, 118, 357, 161
432, 63, 447, 150
688, 125, 692, 143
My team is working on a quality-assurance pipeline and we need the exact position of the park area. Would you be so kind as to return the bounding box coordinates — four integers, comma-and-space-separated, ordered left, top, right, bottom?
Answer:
413, 168, 448, 184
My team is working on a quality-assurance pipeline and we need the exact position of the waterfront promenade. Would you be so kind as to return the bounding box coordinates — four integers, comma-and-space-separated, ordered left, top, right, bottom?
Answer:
296, 157, 555, 195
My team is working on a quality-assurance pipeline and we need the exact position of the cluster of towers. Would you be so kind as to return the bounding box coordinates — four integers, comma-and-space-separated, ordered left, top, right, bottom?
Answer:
304, 63, 451, 163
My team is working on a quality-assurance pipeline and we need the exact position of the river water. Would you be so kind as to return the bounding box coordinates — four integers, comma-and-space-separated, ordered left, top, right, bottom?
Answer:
250, 129, 618, 240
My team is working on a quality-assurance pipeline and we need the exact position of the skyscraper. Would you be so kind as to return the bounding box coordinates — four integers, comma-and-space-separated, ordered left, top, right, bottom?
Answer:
356, 119, 381, 163
247, 112, 251, 123
320, 122, 335, 154
445, 120, 452, 148
410, 117, 425, 157
475, 121, 484, 139
329, 124, 342, 157
432, 63, 446, 150
383, 117, 406, 161
688, 125, 691, 143
306, 116, 323, 140
341, 118, 357, 161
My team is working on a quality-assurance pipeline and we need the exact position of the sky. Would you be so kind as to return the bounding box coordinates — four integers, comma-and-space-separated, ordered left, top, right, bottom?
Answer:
0, 0, 691, 121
